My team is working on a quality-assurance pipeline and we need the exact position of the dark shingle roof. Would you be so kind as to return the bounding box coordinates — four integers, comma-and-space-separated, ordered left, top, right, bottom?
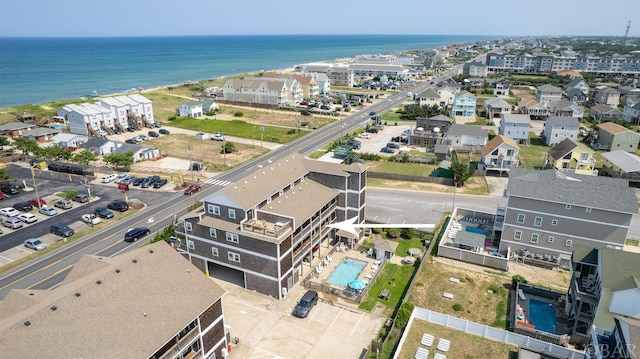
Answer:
506, 168, 638, 214
547, 138, 579, 161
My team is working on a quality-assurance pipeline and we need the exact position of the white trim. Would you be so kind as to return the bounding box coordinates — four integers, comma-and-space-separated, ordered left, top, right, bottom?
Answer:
503, 224, 626, 247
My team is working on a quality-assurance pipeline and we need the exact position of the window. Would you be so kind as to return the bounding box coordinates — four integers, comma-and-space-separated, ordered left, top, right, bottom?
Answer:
580, 153, 589, 161
548, 236, 554, 243
228, 252, 240, 263
187, 240, 194, 250
184, 222, 193, 232
534, 216, 542, 227
514, 231, 522, 240
565, 239, 573, 247
226, 233, 239, 243
209, 228, 217, 238
228, 209, 236, 219
517, 213, 525, 223
565, 204, 571, 209
551, 219, 558, 226
211, 247, 218, 257
207, 204, 220, 215
531, 233, 539, 243
586, 207, 592, 213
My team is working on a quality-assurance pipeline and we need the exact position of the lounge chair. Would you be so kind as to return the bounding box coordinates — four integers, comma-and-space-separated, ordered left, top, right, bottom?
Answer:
434, 354, 447, 359
415, 347, 429, 359
518, 289, 526, 301
420, 333, 434, 347
437, 338, 451, 352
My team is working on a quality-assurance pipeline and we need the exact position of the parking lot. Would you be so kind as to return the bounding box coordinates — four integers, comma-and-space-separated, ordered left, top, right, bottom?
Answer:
218, 280, 385, 359
355, 123, 413, 155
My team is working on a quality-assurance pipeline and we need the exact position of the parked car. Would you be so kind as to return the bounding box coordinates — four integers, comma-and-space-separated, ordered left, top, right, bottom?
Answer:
54, 199, 73, 209
141, 175, 160, 188
132, 177, 145, 186
18, 213, 38, 224
357, 133, 371, 139
380, 147, 395, 154
125, 138, 138, 144
3, 217, 23, 229
81, 213, 101, 225
94, 207, 114, 219
369, 111, 376, 116
159, 128, 170, 135
366, 128, 379, 134
184, 183, 201, 195
107, 200, 129, 212
153, 122, 162, 128
0, 207, 20, 217
1, 183, 19, 194
24, 238, 47, 251
28, 197, 47, 207
119, 175, 135, 184
39, 206, 58, 216
124, 227, 150, 242
96, 129, 108, 137
153, 179, 168, 188
292, 290, 319, 318
101, 174, 118, 183
211, 133, 225, 141
386, 142, 399, 149
301, 111, 312, 116
72, 193, 89, 203
346, 139, 361, 150
148, 130, 159, 138
13, 201, 33, 212
138, 134, 149, 141
51, 223, 74, 237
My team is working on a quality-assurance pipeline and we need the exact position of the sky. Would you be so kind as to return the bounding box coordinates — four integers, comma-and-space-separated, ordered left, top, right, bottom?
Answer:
0, 0, 638, 38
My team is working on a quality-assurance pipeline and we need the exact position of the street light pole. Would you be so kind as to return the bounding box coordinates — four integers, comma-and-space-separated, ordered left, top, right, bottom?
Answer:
30, 168, 40, 208
252, 126, 255, 148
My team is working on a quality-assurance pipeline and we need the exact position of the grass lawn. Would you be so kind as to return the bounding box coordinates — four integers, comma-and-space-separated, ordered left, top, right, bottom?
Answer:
365, 161, 436, 176
517, 132, 550, 168
408, 261, 510, 328
396, 319, 517, 359
359, 262, 416, 313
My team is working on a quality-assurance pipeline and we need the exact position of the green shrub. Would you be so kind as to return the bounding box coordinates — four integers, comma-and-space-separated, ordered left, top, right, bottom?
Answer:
63, 190, 78, 198
286, 129, 297, 134
386, 228, 401, 238
371, 228, 382, 234
301, 121, 309, 127
512, 274, 528, 288
395, 302, 414, 329
400, 227, 415, 239
233, 111, 243, 117
452, 303, 464, 311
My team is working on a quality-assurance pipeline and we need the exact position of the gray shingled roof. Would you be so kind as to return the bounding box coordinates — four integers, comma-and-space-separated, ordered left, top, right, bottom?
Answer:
602, 150, 640, 173
0, 122, 37, 131
507, 168, 638, 214
502, 114, 531, 124
538, 84, 562, 93
447, 124, 488, 138
545, 116, 580, 127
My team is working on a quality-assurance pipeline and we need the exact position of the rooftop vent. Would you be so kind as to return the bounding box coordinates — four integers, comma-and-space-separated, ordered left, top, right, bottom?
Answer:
51, 306, 57, 311
24, 321, 31, 327
115, 269, 120, 273
96, 280, 102, 285
75, 292, 81, 297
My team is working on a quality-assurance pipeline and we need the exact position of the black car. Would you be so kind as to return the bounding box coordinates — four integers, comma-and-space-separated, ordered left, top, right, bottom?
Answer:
51, 223, 75, 237
13, 201, 33, 212
346, 139, 361, 150
132, 177, 145, 186
1, 183, 19, 195
369, 111, 376, 116
141, 175, 160, 188
301, 111, 312, 116
126, 127, 136, 132
387, 142, 399, 149
107, 200, 129, 212
159, 128, 170, 135
153, 179, 168, 188
292, 290, 319, 318
94, 207, 114, 219
124, 227, 150, 242
125, 138, 137, 144
148, 130, 159, 138
366, 127, 379, 134
113, 127, 122, 134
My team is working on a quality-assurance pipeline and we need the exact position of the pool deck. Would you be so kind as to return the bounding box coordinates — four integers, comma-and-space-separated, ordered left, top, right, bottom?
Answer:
516, 292, 569, 335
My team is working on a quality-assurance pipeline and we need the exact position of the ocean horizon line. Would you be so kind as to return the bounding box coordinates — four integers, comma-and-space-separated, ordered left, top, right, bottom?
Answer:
0, 33, 510, 39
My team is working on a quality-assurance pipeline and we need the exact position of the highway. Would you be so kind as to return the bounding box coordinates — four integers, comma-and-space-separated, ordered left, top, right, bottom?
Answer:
0, 71, 455, 299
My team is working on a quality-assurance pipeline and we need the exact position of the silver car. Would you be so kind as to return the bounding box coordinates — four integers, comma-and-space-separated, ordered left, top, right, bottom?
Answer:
39, 206, 58, 216
24, 238, 47, 251
3, 217, 24, 229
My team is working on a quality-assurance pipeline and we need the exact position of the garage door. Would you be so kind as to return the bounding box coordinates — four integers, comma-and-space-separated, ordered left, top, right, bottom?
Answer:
207, 262, 245, 288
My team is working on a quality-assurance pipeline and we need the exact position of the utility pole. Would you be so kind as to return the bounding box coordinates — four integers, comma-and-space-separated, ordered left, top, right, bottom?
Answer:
187, 144, 194, 182
260, 123, 264, 148
31, 168, 40, 208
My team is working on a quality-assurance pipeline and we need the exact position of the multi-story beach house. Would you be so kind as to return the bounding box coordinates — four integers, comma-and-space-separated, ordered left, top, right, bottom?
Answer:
446, 123, 487, 148
301, 63, 354, 87
601, 150, 640, 186
550, 99, 585, 118
566, 246, 640, 348
589, 104, 623, 122
178, 100, 204, 118
565, 78, 590, 97
544, 138, 597, 176
622, 97, 640, 124
348, 63, 410, 80
484, 98, 512, 119
541, 116, 580, 146
591, 122, 640, 152
499, 168, 637, 268
593, 86, 621, 107
0, 242, 228, 359
499, 113, 530, 144
409, 114, 451, 149
181, 153, 367, 299
535, 84, 563, 108
222, 77, 302, 105
521, 100, 549, 119
58, 103, 113, 136
462, 61, 488, 77
415, 88, 442, 108
449, 91, 476, 117
589, 316, 640, 359
479, 134, 520, 174
485, 52, 640, 76
492, 78, 510, 95
262, 72, 320, 100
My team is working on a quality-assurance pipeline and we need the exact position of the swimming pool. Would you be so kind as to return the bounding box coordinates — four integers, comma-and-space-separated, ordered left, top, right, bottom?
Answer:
529, 298, 557, 333
465, 226, 485, 235
327, 258, 367, 287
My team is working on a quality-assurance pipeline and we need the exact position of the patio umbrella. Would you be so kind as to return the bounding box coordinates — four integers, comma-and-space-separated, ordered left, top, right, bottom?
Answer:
349, 280, 367, 290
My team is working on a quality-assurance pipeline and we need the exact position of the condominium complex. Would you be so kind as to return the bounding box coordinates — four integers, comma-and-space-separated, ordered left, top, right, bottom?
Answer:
486, 52, 640, 75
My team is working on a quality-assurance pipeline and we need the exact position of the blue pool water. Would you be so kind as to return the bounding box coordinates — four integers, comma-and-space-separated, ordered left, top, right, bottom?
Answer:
529, 299, 557, 333
327, 258, 367, 287
465, 226, 485, 235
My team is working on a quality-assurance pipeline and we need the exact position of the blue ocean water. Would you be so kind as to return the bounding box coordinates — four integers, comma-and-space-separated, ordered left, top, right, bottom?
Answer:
0, 35, 495, 108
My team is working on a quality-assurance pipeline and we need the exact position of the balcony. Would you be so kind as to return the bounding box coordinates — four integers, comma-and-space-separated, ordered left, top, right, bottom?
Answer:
243, 219, 291, 238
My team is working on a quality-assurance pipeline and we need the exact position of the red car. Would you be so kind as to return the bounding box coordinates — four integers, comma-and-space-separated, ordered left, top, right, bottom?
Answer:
28, 197, 47, 207
184, 183, 201, 195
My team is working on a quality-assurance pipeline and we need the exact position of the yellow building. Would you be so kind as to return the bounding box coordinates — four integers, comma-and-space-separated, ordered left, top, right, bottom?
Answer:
545, 138, 598, 176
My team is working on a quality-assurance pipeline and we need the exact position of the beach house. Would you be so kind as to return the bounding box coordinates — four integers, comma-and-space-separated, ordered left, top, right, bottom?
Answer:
541, 116, 580, 146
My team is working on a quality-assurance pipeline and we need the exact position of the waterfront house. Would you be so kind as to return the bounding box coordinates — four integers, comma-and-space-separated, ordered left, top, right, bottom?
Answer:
567, 246, 640, 348
19, 127, 60, 143
492, 78, 510, 95
222, 77, 302, 105
565, 78, 590, 97
541, 116, 580, 146
499, 114, 530, 144
589, 104, 623, 122
0, 242, 228, 359
550, 99, 585, 118
593, 86, 621, 107
178, 100, 204, 118
58, 103, 112, 136
479, 134, 520, 174
499, 168, 637, 269
601, 150, 640, 186
535, 84, 563, 108
544, 138, 597, 176
484, 97, 512, 119
446, 124, 487, 148
97, 97, 129, 129
262, 72, 320, 100
180, 153, 367, 299
449, 91, 477, 117
591, 122, 639, 152
0, 122, 37, 137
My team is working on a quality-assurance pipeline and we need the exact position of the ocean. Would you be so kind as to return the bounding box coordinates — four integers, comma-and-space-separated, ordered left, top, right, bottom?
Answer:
0, 34, 496, 109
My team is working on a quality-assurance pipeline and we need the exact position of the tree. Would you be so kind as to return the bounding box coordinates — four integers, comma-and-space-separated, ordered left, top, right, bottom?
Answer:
451, 160, 475, 186
71, 150, 99, 165
0, 136, 10, 147
12, 138, 39, 156
103, 152, 134, 169
400, 104, 447, 121
400, 227, 415, 239
222, 141, 236, 154
0, 169, 10, 183
41, 146, 73, 161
